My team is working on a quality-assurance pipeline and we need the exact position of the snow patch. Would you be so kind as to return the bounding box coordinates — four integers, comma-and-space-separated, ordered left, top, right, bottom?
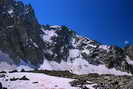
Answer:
99, 45, 110, 52
29, 39, 39, 48
71, 37, 77, 47
40, 60, 72, 71
0, 51, 14, 63
8, 9, 14, 14
50, 25, 61, 29
41, 29, 58, 43
71, 58, 131, 75
0, 72, 87, 89
69, 49, 81, 58
87, 44, 97, 48
7, 25, 14, 29
0, 62, 16, 72
39, 60, 53, 70
39, 58, 131, 76
16, 65, 34, 72
82, 49, 91, 55
72, 58, 131, 75
126, 56, 133, 65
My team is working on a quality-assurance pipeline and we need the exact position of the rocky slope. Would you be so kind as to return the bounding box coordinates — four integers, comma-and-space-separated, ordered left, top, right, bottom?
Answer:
0, 0, 133, 76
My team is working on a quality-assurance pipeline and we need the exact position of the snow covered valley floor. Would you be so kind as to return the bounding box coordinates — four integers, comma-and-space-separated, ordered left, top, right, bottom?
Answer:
0, 70, 133, 89
0, 71, 96, 89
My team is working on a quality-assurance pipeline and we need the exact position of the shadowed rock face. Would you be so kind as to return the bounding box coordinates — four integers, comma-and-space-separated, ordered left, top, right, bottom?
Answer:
0, 0, 133, 74
0, 82, 2, 89
0, 0, 44, 66
0, 82, 7, 89
125, 46, 133, 60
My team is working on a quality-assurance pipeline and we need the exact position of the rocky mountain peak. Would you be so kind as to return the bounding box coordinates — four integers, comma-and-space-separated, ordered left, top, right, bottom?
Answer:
0, 0, 133, 76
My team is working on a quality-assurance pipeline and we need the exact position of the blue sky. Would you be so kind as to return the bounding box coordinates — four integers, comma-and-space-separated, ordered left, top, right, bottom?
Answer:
20, 0, 133, 47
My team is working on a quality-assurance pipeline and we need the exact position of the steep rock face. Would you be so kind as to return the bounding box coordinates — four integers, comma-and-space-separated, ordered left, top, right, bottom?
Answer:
0, 0, 133, 75
125, 45, 133, 60
0, 0, 44, 66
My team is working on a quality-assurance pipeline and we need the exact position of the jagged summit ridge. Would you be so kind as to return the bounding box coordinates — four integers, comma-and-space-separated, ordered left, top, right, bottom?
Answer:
0, 0, 133, 75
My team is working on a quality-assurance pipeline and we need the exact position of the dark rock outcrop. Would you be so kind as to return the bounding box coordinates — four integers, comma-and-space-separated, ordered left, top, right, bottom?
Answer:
69, 74, 133, 89
0, 82, 2, 89
0, 82, 7, 89
19, 76, 29, 80
0, 0, 44, 66
125, 45, 133, 60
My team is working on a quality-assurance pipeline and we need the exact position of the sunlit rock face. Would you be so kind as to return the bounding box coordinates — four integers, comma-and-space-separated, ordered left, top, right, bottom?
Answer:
0, 0, 133, 75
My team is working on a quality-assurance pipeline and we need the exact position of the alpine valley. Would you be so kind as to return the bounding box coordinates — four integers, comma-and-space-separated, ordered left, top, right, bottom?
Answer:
0, 0, 133, 89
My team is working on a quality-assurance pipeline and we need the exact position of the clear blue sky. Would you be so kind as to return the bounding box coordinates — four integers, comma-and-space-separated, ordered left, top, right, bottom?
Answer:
20, 0, 133, 47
